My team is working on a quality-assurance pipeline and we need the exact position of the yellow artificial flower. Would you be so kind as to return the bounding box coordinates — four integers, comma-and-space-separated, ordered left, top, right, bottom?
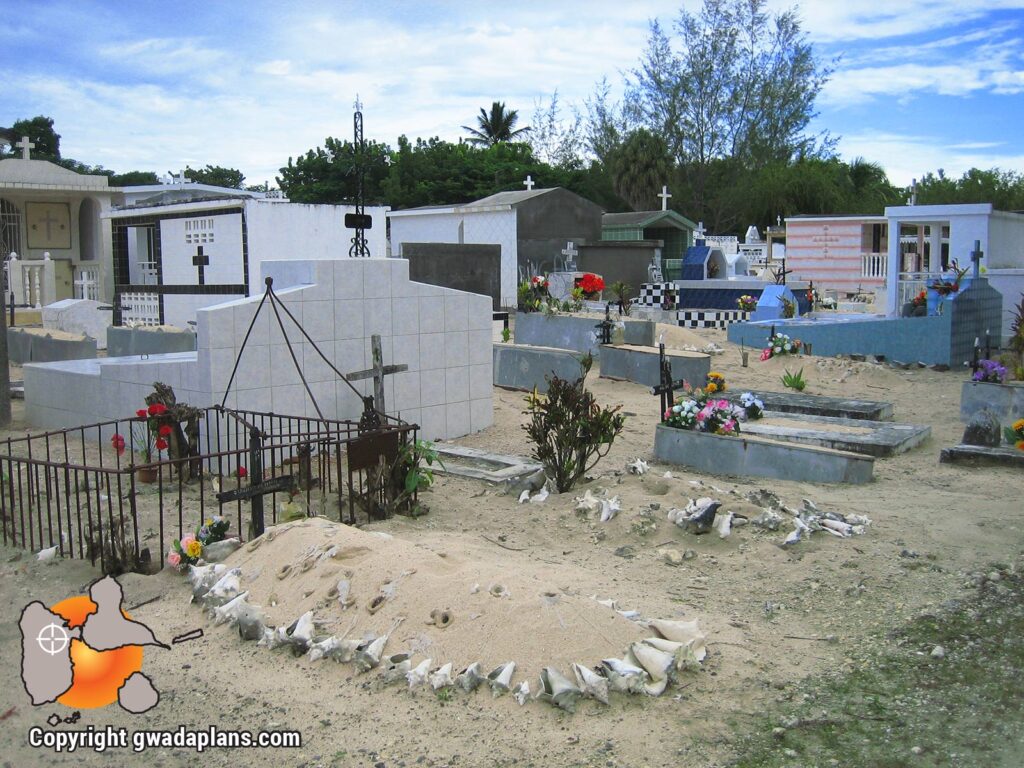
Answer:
1016, 440, 1024, 452
1013, 419, 1024, 432
706, 383, 718, 393
185, 539, 203, 559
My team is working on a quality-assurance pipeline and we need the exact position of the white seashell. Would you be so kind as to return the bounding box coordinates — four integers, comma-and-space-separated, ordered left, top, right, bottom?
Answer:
714, 511, 734, 539
187, 562, 224, 591
258, 625, 289, 650
37, 545, 59, 561
575, 489, 602, 514
845, 514, 872, 527
617, 609, 642, 621
628, 642, 675, 696
211, 591, 250, 625
627, 458, 649, 475
290, 611, 316, 645
649, 618, 706, 659
643, 634, 706, 670
529, 486, 550, 504
572, 663, 610, 705
204, 569, 242, 605
518, 489, 531, 504
539, 667, 581, 712
751, 509, 783, 530
236, 603, 265, 641
820, 518, 853, 537
354, 635, 388, 672
512, 680, 531, 705
601, 658, 646, 693
381, 653, 413, 683
456, 662, 485, 692
599, 496, 621, 523
469, 583, 480, 594
309, 636, 346, 663
336, 579, 353, 609
593, 596, 618, 610
430, 662, 454, 690
406, 658, 432, 689
486, 661, 516, 697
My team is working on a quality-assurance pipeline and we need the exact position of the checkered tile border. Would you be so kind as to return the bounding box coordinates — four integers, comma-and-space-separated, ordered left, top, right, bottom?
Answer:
639, 282, 675, 307
676, 309, 749, 329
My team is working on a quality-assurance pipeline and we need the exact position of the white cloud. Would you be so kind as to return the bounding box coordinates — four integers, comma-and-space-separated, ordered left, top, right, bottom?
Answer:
837, 130, 1024, 186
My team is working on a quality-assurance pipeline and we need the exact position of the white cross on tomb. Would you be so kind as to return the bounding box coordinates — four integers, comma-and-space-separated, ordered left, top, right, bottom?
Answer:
171, 170, 192, 185
523, 175, 535, 191
74, 271, 97, 300
658, 185, 672, 211
16, 136, 35, 160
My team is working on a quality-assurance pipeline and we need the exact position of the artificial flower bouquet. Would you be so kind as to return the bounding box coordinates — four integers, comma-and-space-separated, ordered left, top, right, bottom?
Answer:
761, 332, 802, 360
167, 515, 231, 571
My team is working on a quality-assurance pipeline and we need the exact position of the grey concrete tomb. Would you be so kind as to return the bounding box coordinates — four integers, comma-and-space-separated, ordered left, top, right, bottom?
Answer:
7, 328, 97, 364
654, 424, 874, 484
107, 326, 198, 358
493, 343, 586, 393
599, 344, 710, 388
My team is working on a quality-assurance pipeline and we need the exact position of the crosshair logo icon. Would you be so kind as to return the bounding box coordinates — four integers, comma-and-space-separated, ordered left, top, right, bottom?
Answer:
37, 623, 69, 656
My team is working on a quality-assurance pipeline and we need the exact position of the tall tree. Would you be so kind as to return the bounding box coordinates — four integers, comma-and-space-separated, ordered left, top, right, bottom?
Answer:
609, 129, 672, 211
624, 0, 833, 228
528, 91, 584, 170
462, 102, 531, 147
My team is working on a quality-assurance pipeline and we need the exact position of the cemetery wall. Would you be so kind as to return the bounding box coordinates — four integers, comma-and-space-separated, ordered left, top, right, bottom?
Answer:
989, 212, 1024, 270
403, 243, 502, 310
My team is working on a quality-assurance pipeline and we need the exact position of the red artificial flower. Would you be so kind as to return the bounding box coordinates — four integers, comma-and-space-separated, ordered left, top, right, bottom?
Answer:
148, 403, 167, 416
155, 438, 168, 451
110, 434, 126, 456
136, 409, 147, 418
237, 466, 248, 478
158, 424, 173, 437
579, 273, 604, 295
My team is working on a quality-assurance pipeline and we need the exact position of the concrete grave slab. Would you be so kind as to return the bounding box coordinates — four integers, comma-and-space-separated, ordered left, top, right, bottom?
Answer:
722, 390, 894, 421
42, 299, 112, 350
960, 380, 1024, 423
741, 411, 930, 457
514, 312, 655, 357
431, 443, 543, 484
493, 343, 585, 393
599, 344, 710, 388
654, 424, 874, 484
940, 444, 1024, 468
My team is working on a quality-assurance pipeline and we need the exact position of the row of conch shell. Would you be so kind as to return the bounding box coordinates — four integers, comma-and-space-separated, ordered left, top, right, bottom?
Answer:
187, 563, 706, 710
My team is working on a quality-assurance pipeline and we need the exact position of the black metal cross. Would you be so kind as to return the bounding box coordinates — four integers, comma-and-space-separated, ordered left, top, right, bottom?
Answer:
970, 240, 984, 279
649, 343, 689, 416
192, 245, 210, 285
346, 334, 408, 422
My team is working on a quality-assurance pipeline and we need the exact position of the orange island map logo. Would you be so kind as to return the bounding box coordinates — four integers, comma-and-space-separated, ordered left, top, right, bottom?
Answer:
19, 576, 167, 713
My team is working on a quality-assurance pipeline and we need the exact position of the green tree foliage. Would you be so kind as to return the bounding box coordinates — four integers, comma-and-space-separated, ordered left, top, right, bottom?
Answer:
0, 116, 61, 159
185, 164, 245, 189
462, 101, 531, 147
528, 91, 584, 170
609, 128, 672, 211
913, 168, 1024, 210
277, 137, 392, 204
110, 170, 160, 186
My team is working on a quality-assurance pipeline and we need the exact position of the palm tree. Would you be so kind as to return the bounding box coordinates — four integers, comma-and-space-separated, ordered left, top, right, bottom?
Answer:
609, 129, 672, 211
462, 102, 531, 147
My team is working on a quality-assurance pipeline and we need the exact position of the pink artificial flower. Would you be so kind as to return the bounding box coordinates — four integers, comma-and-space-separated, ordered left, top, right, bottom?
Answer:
716, 399, 730, 409
180, 533, 196, 549
723, 419, 735, 432
167, 551, 181, 568
760, 349, 772, 361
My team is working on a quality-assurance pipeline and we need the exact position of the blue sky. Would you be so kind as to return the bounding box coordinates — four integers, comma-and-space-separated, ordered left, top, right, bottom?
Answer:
2, 0, 1022, 189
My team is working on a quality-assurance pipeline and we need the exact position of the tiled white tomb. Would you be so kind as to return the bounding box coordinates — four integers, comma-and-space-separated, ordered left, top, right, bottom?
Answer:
25, 259, 494, 441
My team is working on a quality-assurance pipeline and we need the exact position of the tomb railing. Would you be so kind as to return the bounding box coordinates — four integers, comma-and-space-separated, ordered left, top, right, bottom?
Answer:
0, 406, 417, 574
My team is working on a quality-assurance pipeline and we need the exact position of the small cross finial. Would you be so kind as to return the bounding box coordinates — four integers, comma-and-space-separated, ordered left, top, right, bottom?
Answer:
657, 184, 672, 211
15, 136, 35, 160
695, 221, 706, 242
171, 170, 192, 185
523, 175, 535, 191
354, 94, 363, 113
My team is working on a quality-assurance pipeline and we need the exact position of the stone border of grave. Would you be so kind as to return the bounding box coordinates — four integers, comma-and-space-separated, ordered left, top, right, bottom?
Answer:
959, 380, 1024, 423
492, 344, 586, 394
940, 444, 1024, 468
740, 411, 930, 458
430, 443, 543, 484
720, 390, 894, 421
653, 424, 874, 484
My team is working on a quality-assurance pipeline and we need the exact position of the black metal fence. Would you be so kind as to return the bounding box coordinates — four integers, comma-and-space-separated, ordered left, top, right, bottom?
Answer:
0, 406, 416, 573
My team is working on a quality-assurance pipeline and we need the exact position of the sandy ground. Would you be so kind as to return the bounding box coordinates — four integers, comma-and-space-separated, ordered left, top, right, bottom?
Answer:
0, 325, 1021, 768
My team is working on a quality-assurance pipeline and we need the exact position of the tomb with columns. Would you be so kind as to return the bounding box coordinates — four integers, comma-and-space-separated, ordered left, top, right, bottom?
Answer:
0, 137, 115, 311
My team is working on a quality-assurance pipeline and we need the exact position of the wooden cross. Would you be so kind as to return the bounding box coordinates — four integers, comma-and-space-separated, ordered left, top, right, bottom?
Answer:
192, 245, 210, 285
16, 136, 35, 160
658, 185, 672, 211
523, 175, 535, 191
346, 334, 408, 420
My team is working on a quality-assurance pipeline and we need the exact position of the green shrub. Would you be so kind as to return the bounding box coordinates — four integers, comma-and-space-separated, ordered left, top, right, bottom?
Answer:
781, 367, 806, 391
523, 357, 625, 492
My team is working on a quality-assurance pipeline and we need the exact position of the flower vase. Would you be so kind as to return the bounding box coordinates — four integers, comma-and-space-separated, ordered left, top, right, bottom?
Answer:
135, 466, 158, 484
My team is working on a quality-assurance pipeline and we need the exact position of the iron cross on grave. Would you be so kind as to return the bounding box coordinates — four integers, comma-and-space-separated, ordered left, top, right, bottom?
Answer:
192, 245, 210, 285
346, 334, 408, 424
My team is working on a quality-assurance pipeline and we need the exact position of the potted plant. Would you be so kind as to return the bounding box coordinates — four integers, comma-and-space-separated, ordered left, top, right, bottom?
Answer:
577, 273, 604, 301
904, 289, 927, 317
